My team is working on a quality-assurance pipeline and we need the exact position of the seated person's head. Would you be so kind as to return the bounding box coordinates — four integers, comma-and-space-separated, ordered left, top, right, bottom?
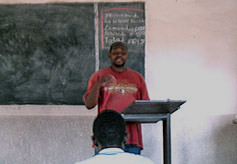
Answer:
92, 110, 127, 150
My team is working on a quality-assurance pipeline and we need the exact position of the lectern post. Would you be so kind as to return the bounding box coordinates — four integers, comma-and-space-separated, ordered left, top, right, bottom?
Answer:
163, 114, 171, 164
121, 100, 186, 164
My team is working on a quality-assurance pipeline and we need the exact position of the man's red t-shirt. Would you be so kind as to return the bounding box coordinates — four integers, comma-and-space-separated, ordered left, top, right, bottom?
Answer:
83, 67, 149, 148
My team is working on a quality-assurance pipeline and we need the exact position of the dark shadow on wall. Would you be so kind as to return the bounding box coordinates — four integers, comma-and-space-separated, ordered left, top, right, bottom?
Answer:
214, 115, 237, 164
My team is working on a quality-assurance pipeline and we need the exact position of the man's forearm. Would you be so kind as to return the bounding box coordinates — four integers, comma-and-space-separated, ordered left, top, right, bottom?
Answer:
84, 82, 102, 109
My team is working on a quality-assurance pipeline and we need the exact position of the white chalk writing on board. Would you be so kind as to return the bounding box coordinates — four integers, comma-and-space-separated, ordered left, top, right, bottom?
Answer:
100, 8, 145, 49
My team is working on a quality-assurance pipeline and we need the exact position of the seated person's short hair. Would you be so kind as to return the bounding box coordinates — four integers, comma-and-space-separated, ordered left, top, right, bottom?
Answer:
93, 110, 126, 147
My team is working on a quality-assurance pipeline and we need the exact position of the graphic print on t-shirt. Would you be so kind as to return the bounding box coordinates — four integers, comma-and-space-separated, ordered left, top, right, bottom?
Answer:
104, 83, 137, 95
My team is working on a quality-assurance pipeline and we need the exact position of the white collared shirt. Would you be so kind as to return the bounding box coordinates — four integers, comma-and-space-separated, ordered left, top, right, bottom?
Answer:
75, 148, 154, 164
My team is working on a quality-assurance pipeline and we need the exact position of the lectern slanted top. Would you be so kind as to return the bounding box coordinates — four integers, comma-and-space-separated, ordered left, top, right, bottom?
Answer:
121, 100, 186, 123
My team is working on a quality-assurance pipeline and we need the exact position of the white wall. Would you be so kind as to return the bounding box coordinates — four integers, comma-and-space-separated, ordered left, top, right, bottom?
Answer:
0, 0, 236, 164
144, 1, 237, 163
146, 0, 236, 116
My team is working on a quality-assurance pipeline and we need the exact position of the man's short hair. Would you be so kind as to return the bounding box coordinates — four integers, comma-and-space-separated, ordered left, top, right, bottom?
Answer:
109, 42, 128, 53
93, 110, 126, 147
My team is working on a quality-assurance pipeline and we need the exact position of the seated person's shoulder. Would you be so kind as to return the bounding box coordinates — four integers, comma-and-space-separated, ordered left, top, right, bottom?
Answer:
122, 152, 154, 164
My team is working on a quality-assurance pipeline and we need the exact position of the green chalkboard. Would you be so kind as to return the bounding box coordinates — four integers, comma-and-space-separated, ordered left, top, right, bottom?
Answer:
0, 2, 145, 105
0, 3, 95, 105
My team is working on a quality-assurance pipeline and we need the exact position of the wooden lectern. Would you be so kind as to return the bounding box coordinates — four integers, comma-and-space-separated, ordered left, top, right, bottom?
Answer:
121, 100, 186, 164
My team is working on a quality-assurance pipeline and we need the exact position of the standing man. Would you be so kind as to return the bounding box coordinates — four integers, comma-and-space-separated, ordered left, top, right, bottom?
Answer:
83, 42, 149, 154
